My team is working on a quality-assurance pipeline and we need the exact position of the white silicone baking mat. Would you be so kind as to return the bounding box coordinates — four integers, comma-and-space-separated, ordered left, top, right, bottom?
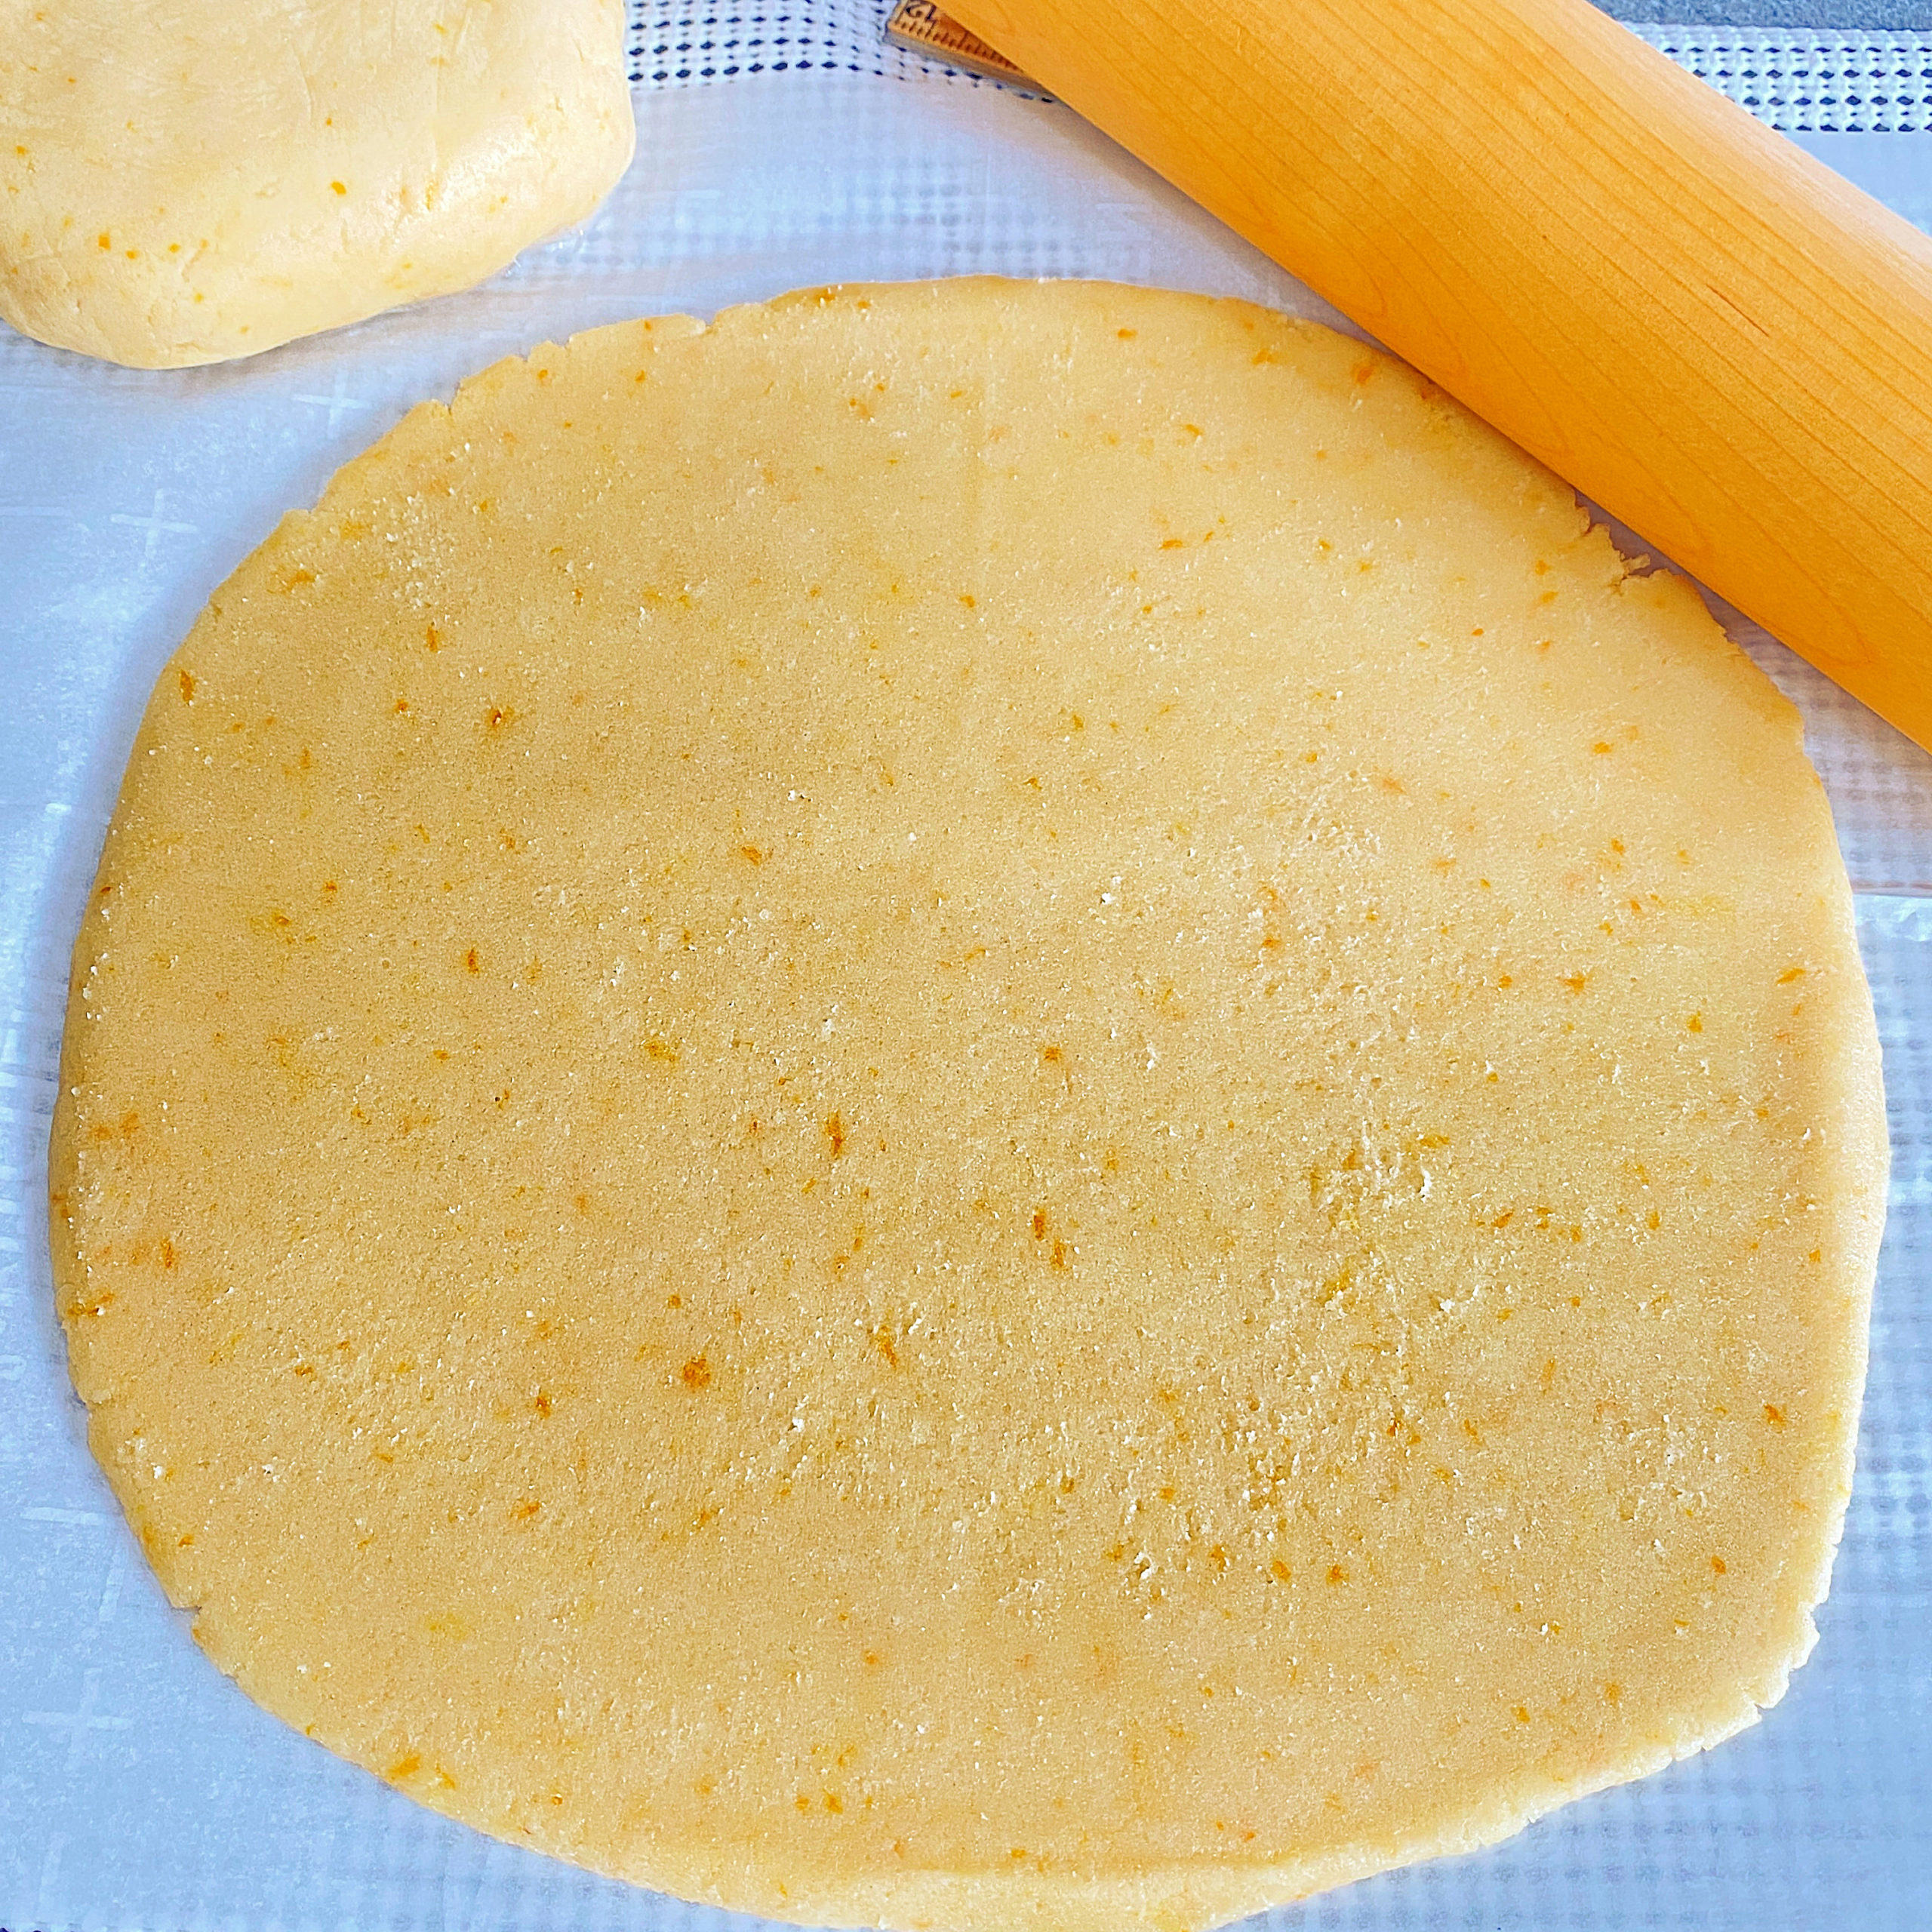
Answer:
2, 5, 1929, 1927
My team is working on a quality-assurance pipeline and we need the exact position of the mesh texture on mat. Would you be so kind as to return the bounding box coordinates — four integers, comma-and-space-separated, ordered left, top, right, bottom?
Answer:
1632, 26, 1932, 129
629, 0, 1046, 91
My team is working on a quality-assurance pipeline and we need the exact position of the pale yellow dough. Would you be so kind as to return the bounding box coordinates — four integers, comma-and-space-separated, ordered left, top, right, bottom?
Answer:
1, 0, 634, 366
51, 281, 1887, 1930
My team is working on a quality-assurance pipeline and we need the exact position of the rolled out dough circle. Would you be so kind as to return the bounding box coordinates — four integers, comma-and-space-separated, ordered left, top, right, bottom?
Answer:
51, 280, 1887, 1930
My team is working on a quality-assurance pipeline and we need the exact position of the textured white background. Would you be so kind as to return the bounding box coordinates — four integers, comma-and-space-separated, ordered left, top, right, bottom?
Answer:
2, 6, 1928, 1927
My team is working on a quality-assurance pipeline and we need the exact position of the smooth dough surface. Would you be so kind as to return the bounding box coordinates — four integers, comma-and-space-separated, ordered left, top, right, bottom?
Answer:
51, 281, 1887, 1930
1, 0, 633, 367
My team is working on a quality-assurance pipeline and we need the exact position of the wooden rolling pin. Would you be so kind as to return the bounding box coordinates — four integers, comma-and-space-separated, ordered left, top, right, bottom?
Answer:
946, 0, 1932, 752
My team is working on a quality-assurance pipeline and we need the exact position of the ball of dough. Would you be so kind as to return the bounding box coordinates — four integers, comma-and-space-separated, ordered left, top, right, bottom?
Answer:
1, 0, 635, 367
51, 281, 1887, 1928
